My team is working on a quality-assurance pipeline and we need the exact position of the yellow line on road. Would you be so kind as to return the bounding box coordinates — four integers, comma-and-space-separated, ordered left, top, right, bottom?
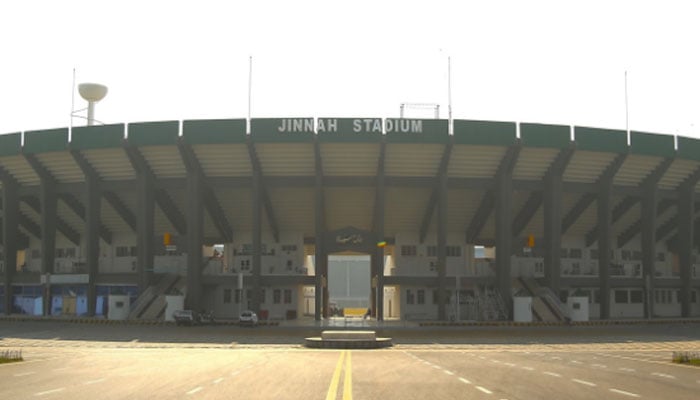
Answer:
326, 351, 346, 400
343, 351, 353, 400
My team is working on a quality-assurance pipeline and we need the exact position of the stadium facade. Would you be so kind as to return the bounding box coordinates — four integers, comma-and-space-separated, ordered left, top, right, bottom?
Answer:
1, 117, 700, 322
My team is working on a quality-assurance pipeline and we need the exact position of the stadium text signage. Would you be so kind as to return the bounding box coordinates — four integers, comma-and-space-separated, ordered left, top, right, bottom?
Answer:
276, 118, 423, 134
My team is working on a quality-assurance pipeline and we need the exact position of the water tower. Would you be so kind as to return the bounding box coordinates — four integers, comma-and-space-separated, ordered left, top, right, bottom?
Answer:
78, 83, 108, 126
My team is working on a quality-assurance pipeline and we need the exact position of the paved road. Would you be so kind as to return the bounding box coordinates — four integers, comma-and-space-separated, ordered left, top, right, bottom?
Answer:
2, 321, 699, 399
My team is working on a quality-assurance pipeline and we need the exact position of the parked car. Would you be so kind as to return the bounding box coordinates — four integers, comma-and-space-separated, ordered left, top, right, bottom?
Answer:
239, 310, 259, 326
173, 310, 214, 326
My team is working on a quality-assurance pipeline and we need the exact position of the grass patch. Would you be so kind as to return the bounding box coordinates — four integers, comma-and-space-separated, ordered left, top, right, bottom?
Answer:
0, 349, 23, 364
672, 351, 700, 366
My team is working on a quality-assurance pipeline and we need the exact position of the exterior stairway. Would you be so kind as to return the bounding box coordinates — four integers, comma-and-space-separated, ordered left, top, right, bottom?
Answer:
128, 274, 185, 320
516, 276, 569, 322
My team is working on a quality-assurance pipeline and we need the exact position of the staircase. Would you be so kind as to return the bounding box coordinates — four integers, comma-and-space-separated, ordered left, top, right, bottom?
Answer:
128, 274, 185, 320
517, 276, 569, 322
477, 288, 508, 321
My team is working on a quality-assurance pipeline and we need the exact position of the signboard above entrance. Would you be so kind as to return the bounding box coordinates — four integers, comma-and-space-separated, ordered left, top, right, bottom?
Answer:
251, 118, 449, 143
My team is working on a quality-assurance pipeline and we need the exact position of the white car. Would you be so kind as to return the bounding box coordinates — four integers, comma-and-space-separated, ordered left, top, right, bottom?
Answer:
239, 310, 259, 326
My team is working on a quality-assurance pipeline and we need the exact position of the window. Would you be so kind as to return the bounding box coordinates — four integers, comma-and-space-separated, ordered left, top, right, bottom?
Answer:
427, 246, 437, 257
130, 246, 138, 257
560, 248, 568, 258
692, 290, 698, 303
55, 248, 65, 258
657, 252, 666, 262
401, 245, 417, 257
65, 248, 76, 258
234, 289, 241, 304
593, 289, 600, 304
621, 250, 631, 261
432, 290, 452, 304
223, 289, 232, 304
632, 251, 642, 261
260, 289, 266, 304
447, 246, 461, 257
281, 245, 297, 252
284, 289, 292, 304
630, 290, 643, 304
417, 289, 425, 305
406, 289, 414, 305
116, 247, 129, 257
614, 290, 629, 304
31, 249, 41, 259
273, 289, 281, 304
569, 249, 582, 259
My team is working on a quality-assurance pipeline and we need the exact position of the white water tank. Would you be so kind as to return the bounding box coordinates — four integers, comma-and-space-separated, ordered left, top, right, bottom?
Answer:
567, 296, 589, 321
165, 295, 185, 322
107, 295, 130, 320
513, 296, 533, 322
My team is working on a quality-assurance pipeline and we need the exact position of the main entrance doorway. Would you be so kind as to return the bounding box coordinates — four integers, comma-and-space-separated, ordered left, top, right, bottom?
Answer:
327, 255, 371, 317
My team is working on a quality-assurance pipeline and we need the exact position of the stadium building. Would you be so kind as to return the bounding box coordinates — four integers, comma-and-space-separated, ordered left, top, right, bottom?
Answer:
1, 117, 700, 322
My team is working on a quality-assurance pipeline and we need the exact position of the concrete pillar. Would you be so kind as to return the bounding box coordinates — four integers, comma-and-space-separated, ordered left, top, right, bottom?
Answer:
40, 182, 57, 316
2, 180, 19, 315
375, 158, 386, 321
597, 183, 612, 319
641, 187, 657, 318
678, 185, 693, 317
136, 173, 154, 293
85, 177, 100, 316
495, 170, 513, 318
186, 171, 203, 311
543, 176, 563, 295
251, 167, 262, 315
437, 171, 448, 320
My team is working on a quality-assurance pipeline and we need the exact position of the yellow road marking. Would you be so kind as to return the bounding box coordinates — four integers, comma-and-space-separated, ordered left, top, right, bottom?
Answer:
343, 351, 353, 400
326, 351, 346, 400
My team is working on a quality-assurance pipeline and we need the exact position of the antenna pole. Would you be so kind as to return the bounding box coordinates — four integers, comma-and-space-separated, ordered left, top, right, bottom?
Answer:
70, 68, 76, 129
248, 56, 253, 134
448, 56, 453, 134
625, 70, 629, 137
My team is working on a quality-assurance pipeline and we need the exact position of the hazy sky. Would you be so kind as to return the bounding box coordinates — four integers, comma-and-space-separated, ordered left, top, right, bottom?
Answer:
1, 0, 698, 138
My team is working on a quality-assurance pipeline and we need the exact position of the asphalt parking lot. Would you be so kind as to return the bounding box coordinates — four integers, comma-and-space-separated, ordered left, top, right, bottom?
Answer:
1, 321, 699, 399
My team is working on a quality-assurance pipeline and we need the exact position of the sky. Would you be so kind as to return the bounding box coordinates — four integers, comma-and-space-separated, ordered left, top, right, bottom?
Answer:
1, 0, 699, 139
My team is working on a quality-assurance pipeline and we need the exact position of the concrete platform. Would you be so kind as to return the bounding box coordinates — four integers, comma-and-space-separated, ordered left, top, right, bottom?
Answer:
305, 330, 393, 349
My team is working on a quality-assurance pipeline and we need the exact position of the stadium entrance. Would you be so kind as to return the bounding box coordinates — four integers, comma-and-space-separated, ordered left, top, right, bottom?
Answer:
315, 226, 388, 320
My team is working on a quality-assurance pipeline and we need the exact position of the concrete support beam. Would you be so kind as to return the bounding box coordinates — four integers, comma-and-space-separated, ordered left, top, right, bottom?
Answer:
678, 185, 694, 317
370, 140, 386, 320
543, 176, 563, 294
492, 146, 520, 318
136, 174, 155, 292
314, 138, 327, 321
436, 168, 448, 321
84, 177, 100, 316
103, 191, 137, 233
39, 183, 57, 316
185, 171, 203, 311
641, 187, 658, 318
2, 174, 19, 315
251, 165, 262, 315
597, 183, 613, 320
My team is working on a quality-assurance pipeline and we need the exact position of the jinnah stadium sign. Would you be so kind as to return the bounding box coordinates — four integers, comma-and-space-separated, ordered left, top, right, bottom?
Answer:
276, 118, 424, 134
